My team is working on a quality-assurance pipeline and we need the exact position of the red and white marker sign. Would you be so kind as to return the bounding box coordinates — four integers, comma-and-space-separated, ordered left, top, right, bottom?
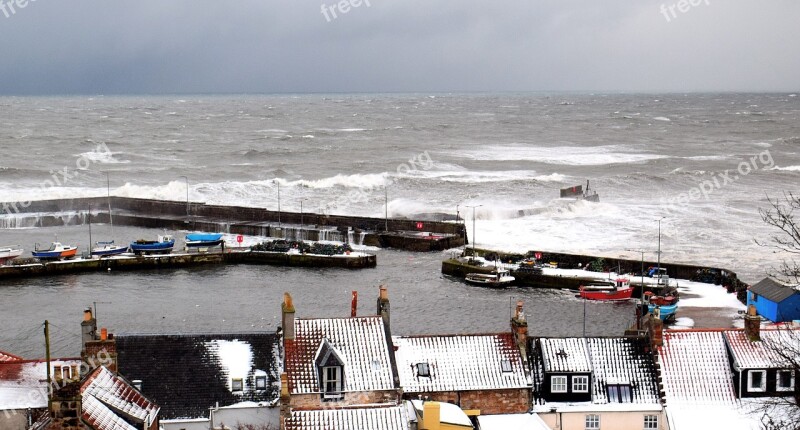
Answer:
237, 235, 244, 244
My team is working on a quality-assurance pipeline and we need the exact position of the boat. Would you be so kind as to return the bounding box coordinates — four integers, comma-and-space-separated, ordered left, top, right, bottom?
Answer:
464, 269, 516, 288
91, 174, 129, 257
0, 246, 23, 265
185, 233, 224, 248
130, 235, 175, 255
579, 278, 634, 301
644, 292, 678, 322
91, 241, 128, 257
32, 242, 78, 260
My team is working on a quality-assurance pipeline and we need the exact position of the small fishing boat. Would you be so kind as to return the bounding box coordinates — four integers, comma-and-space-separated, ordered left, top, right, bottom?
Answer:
0, 246, 23, 264
130, 235, 175, 255
465, 269, 515, 288
32, 242, 78, 261
185, 233, 224, 248
644, 292, 678, 322
91, 241, 128, 257
579, 278, 634, 301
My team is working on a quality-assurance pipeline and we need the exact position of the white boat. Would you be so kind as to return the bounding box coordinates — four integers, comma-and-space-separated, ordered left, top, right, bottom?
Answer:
0, 246, 23, 264
465, 269, 515, 287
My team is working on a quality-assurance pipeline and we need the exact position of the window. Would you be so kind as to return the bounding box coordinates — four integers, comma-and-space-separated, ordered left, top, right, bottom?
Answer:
323, 366, 342, 397
58, 366, 72, 381
644, 414, 659, 429
585, 414, 600, 430
573, 375, 589, 393
416, 362, 431, 378
607, 384, 633, 403
777, 370, 795, 392
501, 359, 513, 373
231, 378, 244, 392
752, 293, 758, 302
551, 375, 567, 393
255, 375, 267, 390
748, 370, 766, 392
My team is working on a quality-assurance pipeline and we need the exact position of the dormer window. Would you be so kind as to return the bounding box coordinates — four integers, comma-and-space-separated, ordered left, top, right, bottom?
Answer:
315, 339, 345, 401
748, 370, 766, 392
323, 366, 343, 398
777, 370, 795, 392
231, 378, 244, 392
551, 375, 567, 393
573, 375, 589, 393
416, 363, 431, 378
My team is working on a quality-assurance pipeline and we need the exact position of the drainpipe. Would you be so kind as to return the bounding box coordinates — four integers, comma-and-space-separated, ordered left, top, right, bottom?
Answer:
738, 368, 743, 398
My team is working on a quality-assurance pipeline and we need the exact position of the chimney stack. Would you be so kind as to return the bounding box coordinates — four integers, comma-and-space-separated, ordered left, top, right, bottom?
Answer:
511, 301, 529, 361
744, 305, 761, 342
80, 309, 118, 376
279, 373, 290, 430
282, 293, 296, 341
421, 401, 441, 430
648, 314, 664, 347
377, 285, 390, 332
351, 291, 358, 318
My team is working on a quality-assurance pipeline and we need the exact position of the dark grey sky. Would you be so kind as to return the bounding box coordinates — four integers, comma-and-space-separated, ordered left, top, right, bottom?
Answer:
0, 0, 797, 94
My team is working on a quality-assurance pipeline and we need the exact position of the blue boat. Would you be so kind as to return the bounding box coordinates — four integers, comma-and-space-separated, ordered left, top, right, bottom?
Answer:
91, 241, 128, 257
32, 242, 78, 260
649, 303, 678, 322
130, 235, 175, 255
185, 233, 224, 248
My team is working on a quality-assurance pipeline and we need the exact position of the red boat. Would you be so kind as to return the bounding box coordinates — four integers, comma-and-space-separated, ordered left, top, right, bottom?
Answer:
579, 278, 634, 301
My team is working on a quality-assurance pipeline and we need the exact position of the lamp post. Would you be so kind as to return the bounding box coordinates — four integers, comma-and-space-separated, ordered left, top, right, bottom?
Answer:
657, 217, 665, 285
384, 183, 389, 232
464, 204, 482, 257
300, 198, 306, 226
275, 180, 281, 227
179, 176, 189, 220
456, 204, 460, 224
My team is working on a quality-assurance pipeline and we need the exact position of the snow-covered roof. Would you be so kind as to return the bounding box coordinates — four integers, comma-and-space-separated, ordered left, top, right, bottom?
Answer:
477, 413, 552, 430
284, 404, 409, 430
659, 330, 763, 430
392, 333, 530, 393
0, 350, 22, 363
81, 365, 160, 430
531, 337, 660, 406
539, 338, 591, 373
286, 316, 395, 394
724, 329, 800, 370
410, 400, 472, 427
0, 359, 81, 410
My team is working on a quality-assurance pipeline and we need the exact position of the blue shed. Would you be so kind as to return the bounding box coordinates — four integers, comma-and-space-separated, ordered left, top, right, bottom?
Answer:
747, 277, 800, 322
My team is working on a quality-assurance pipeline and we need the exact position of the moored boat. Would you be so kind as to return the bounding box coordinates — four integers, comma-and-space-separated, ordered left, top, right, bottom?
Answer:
32, 242, 78, 261
0, 246, 23, 264
130, 235, 175, 255
644, 292, 678, 322
579, 278, 634, 301
91, 241, 129, 257
185, 233, 224, 248
464, 269, 515, 288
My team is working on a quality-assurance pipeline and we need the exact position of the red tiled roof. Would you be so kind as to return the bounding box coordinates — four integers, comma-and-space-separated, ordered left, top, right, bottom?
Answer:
724, 329, 800, 370
285, 404, 409, 430
81, 366, 159, 430
659, 331, 737, 406
285, 316, 395, 394
0, 350, 22, 363
393, 333, 530, 392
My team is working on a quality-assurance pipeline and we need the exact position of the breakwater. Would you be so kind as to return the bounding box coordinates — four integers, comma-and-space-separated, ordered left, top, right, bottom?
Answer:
0, 197, 466, 252
0, 250, 376, 281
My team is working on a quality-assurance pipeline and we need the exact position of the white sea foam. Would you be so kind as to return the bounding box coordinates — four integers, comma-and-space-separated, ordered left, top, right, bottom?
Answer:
77, 149, 130, 164
652, 116, 671, 122
275, 173, 388, 190
769, 165, 800, 172
455, 144, 668, 166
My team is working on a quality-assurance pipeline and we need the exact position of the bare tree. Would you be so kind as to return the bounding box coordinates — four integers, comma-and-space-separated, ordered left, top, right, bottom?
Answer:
757, 192, 800, 284
748, 329, 800, 430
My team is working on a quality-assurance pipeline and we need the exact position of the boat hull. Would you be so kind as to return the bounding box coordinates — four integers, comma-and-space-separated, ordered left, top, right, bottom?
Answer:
464, 273, 515, 288
186, 239, 224, 248
32, 248, 78, 260
130, 241, 175, 255
91, 245, 129, 257
649, 303, 678, 322
579, 286, 634, 301
0, 248, 23, 264
186, 233, 223, 242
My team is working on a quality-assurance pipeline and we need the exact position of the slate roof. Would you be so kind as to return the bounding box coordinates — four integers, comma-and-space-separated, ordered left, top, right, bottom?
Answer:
531, 337, 660, 405
750, 277, 798, 303
724, 329, 800, 370
285, 316, 395, 394
0, 359, 81, 410
392, 333, 530, 393
81, 366, 160, 430
116, 333, 280, 420
0, 350, 22, 363
284, 404, 409, 430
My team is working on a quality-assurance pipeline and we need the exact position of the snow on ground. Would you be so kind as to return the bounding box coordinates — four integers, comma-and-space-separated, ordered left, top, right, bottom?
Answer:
671, 317, 695, 330
676, 280, 746, 310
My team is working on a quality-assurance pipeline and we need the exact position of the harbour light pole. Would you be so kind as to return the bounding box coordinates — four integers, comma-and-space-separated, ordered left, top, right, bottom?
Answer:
464, 204, 482, 257
300, 198, 306, 226
179, 176, 189, 220
657, 217, 665, 285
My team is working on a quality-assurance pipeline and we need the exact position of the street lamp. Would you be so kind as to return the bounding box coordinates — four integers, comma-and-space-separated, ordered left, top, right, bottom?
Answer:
274, 180, 281, 227
179, 176, 189, 220
456, 204, 460, 224
464, 204, 482, 257
657, 217, 666, 285
299, 198, 306, 226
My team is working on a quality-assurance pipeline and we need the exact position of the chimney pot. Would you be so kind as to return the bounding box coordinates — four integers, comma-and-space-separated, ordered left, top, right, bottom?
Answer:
744, 304, 761, 341
282, 293, 296, 341
100, 328, 108, 341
